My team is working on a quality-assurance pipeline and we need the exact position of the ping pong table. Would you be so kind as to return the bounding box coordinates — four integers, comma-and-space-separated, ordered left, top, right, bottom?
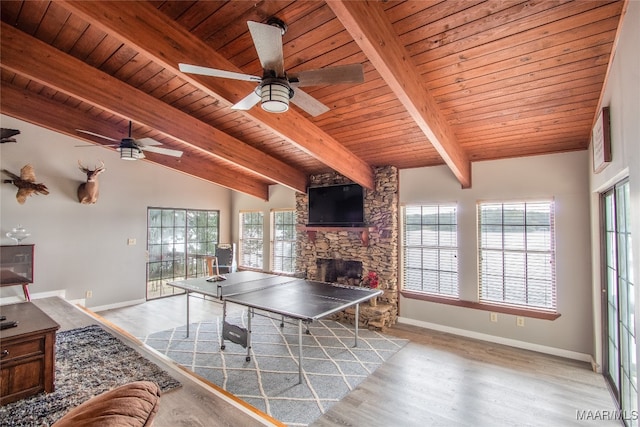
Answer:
167, 271, 382, 383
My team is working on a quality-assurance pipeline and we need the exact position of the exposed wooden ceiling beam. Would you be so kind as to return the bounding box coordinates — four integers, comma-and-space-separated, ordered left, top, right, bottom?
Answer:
0, 21, 307, 197
327, 0, 471, 188
0, 83, 270, 200
58, 0, 375, 190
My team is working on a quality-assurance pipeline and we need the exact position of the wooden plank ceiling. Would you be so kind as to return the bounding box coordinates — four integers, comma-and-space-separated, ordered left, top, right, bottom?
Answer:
0, 0, 626, 199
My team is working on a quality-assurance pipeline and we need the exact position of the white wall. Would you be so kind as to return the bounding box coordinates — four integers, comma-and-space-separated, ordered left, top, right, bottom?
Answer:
588, 1, 640, 373
399, 151, 593, 357
0, 115, 231, 309
231, 185, 297, 271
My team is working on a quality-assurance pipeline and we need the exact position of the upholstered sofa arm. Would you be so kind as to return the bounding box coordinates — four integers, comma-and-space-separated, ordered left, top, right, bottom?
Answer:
53, 381, 161, 427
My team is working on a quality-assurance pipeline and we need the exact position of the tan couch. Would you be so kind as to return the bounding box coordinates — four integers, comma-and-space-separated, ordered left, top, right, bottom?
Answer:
53, 381, 161, 427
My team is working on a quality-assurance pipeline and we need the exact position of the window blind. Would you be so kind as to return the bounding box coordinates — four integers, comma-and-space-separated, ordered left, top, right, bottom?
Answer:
478, 201, 556, 310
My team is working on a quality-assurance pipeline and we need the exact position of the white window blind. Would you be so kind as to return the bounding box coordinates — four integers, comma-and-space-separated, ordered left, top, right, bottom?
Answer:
403, 204, 458, 297
478, 201, 556, 310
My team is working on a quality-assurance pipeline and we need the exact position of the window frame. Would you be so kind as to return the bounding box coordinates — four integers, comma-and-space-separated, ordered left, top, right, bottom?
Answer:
401, 203, 459, 298
270, 209, 297, 274
239, 210, 264, 271
477, 199, 557, 314
146, 207, 219, 300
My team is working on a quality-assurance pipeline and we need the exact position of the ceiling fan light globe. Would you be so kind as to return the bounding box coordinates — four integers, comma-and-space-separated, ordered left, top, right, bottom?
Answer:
260, 82, 290, 113
120, 146, 143, 160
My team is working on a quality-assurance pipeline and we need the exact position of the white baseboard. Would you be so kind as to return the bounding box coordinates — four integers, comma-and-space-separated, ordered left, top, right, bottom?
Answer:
87, 298, 147, 313
397, 316, 593, 363
0, 291, 145, 314
0, 289, 66, 305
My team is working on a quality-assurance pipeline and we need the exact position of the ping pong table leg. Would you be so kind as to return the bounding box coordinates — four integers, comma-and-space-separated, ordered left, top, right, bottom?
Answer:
246, 308, 252, 362
220, 300, 227, 350
186, 290, 190, 338
298, 319, 303, 384
354, 303, 360, 347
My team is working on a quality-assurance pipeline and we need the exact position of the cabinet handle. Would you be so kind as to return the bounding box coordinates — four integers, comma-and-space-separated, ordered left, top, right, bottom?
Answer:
1, 349, 8, 358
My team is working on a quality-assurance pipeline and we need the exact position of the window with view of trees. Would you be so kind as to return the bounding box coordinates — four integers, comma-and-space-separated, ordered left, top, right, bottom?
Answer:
402, 204, 459, 297
240, 211, 264, 270
478, 201, 556, 310
272, 210, 296, 274
146, 208, 219, 300
603, 180, 636, 427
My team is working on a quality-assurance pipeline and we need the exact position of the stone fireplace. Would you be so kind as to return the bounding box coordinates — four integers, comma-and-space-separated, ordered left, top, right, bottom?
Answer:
296, 166, 399, 329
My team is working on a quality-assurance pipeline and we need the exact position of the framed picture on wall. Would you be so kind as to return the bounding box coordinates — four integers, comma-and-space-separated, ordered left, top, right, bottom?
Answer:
592, 106, 611, 173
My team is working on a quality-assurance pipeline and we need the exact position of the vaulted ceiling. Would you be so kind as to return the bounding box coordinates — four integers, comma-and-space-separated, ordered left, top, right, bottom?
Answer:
0, 0, 627, 200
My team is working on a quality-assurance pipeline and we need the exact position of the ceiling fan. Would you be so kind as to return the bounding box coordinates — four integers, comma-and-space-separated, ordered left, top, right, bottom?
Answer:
179, 18, 364, 117
76, 121, 183, 160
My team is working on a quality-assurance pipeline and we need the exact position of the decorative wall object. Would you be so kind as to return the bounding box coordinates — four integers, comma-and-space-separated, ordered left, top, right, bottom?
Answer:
0, 128, 20, 143
592, 106, 612, 173
77, 160, 106, 204
2, 164, 49, 204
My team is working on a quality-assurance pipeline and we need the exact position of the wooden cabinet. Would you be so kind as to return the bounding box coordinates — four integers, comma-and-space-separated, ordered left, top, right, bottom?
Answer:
0, 302, 59, 405
0, 244, 34, 301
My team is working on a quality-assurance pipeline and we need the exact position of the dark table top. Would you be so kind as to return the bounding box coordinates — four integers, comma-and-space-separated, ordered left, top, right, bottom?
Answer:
0, 302, 60, 340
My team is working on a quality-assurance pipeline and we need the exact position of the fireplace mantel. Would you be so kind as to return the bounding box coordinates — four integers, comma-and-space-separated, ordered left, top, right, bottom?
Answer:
297, 225, 377, 246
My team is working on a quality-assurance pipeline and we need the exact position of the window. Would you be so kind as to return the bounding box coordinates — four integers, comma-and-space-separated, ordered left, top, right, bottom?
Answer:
402, 204, 458, 297
239, 211, 264, 270
271, 210, 296, 274
478, 201, 556, 311
603, 180, 636, 426
146, 208, 219, 299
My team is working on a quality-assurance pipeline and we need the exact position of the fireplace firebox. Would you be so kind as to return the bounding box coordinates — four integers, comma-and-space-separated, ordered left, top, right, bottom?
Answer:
316, 258, 362, 286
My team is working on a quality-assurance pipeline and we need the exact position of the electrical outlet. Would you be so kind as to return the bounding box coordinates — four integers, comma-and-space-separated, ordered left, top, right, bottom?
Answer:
127, 238, 136, 245
85, 290, 93, 299
490, 312, 498, 322
517, 316, 525, 327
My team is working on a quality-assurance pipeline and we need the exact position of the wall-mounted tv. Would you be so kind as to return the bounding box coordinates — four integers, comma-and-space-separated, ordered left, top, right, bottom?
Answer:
307, 183, 365, 227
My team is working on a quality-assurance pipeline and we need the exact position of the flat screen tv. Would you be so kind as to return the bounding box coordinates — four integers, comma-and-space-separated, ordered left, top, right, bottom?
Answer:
307, 183, 365, 227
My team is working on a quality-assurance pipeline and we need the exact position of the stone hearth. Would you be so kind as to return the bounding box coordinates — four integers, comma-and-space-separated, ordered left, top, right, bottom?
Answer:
296, 166, 399, 330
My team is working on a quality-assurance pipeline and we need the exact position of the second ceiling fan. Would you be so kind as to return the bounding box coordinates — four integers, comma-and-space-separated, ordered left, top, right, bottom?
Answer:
77, 121, 183, 160
179, 18, 364, 117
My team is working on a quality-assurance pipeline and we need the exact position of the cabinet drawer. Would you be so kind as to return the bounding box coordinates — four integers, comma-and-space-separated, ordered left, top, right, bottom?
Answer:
1, 336, 44, 362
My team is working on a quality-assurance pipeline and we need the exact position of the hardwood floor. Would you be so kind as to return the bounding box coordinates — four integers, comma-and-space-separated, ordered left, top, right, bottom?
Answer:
17, 295, 617, 426
91, 294, 620, 427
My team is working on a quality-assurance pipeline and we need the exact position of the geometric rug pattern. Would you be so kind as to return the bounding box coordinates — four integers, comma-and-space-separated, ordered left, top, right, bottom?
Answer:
141, 312, 408, 426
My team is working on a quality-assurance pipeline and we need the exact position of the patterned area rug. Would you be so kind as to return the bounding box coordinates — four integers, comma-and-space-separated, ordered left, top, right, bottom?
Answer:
141, 312, 408, 426
0, 325, 181, 427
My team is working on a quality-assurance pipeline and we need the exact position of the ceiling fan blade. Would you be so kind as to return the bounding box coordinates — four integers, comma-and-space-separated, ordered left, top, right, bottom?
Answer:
290, 88, 330, 117
247, 21, 284, 76
140, 145, 183, 158
178, 63, 261, 82
231, 90, 262, 111
289, 64, 365, 87
135, 137, 162, 147
76, 129, 119, 142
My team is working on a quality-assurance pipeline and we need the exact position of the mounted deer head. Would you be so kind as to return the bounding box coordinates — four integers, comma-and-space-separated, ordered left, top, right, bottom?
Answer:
77, 160, 105, 204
